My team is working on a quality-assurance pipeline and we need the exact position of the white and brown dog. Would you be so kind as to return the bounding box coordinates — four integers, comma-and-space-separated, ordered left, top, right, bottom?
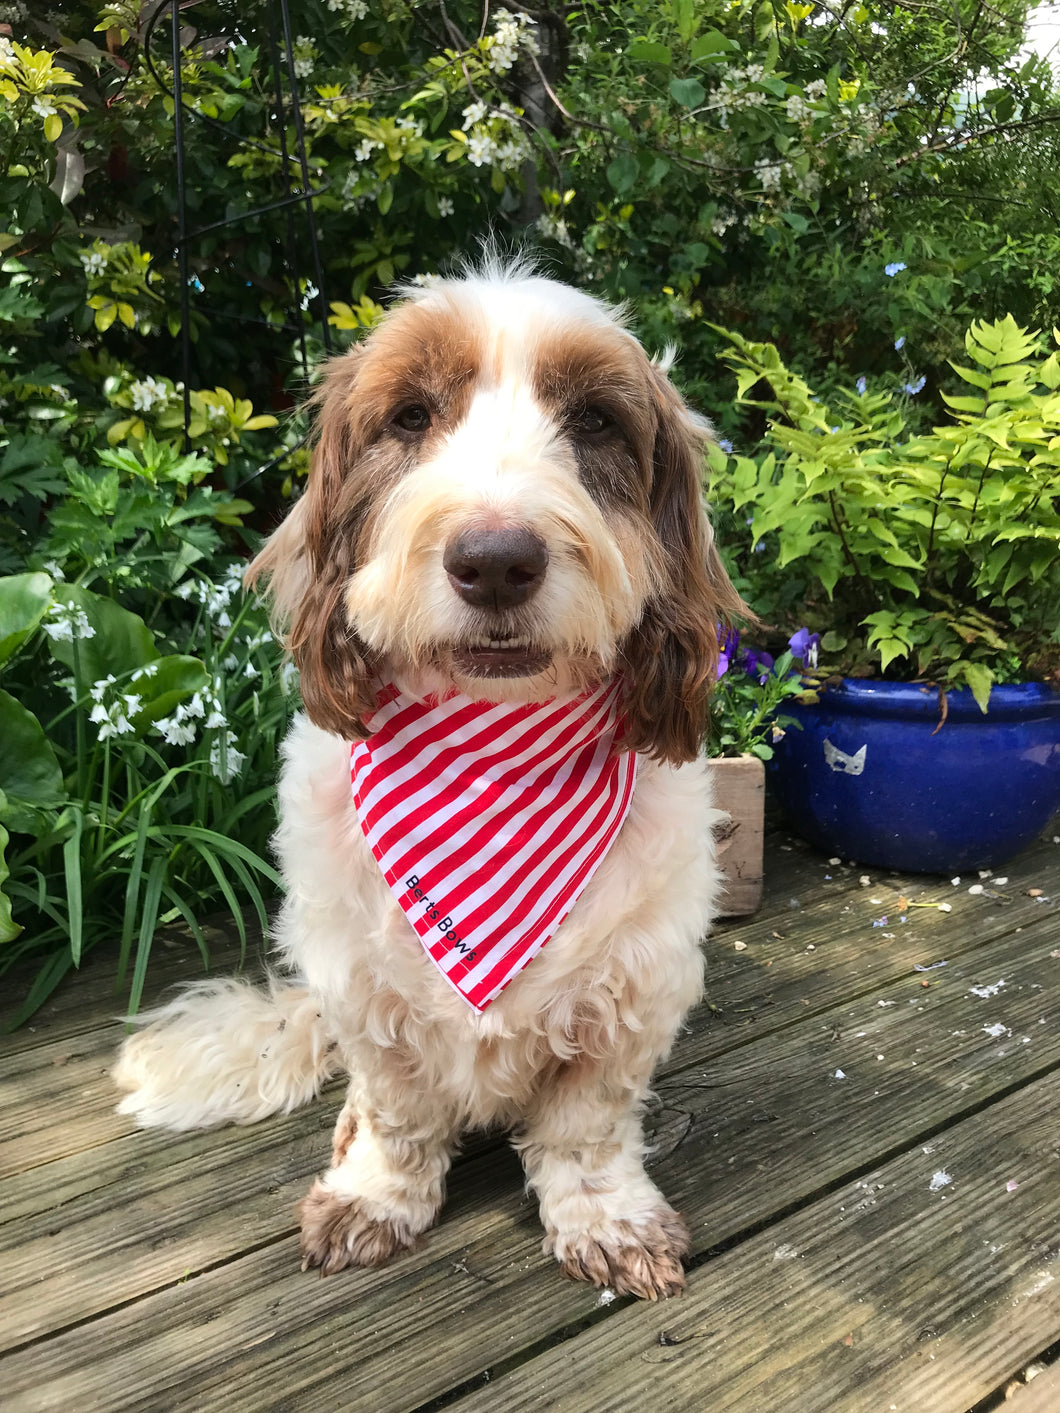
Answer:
113, 262, 745, 1300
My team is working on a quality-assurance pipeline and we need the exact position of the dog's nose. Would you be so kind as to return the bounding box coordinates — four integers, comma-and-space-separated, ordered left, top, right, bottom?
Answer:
443, 527, 548, 609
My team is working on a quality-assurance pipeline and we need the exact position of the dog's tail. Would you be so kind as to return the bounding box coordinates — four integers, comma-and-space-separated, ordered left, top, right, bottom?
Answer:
111, 977, 343, 1131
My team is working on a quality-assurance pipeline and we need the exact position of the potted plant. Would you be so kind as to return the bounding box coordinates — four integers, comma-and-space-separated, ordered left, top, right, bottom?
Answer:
706, 630, 810, 914
709, 315, 1060, 874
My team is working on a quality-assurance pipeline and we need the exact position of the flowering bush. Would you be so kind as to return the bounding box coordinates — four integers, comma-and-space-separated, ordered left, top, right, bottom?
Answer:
710, 316, 1060, 709
708, 627, 815, 759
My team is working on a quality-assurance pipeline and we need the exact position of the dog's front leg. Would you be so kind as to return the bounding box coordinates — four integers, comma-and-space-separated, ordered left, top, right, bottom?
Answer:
515, 1061, 689, 1300
298, 1063, 459, 1276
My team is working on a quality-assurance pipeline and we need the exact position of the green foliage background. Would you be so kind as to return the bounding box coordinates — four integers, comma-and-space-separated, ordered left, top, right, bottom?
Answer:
1, 0, 1059, 1017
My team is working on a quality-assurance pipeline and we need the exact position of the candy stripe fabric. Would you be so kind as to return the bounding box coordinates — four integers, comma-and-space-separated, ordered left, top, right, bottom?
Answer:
349, 678, 637, 1010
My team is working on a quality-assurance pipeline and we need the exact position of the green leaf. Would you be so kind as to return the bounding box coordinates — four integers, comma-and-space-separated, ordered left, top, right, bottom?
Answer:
127, 656, 209, 731
690, 30, 731, 61
672, 0, 697, 41
46, 586, 158, 684
669, 76, 706, 107
0, 689, 66, 833
0, 571, 52, 666
956, 661, 994, 713
0, 814, 21, 943
628, 40, 672, 65
63, 805, 84, 965
606, 153, 639, 195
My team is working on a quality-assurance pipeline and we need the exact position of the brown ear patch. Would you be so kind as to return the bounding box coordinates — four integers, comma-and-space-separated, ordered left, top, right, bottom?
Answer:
620, 370, 747, 765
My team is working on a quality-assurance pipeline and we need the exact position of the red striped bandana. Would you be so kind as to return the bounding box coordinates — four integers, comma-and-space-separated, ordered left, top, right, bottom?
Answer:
349, 677, 637, 1011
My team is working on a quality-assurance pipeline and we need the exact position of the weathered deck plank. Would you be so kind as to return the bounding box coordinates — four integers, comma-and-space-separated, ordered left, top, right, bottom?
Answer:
1, 826, 1056, 1413
448, 1075, 1060, 1413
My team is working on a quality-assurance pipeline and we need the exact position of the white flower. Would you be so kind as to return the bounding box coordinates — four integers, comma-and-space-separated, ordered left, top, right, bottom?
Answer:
280, 660, 300, 693
182, 692, 206, 720
754, 158, 785, 192
80, 250, 107, 277
32, 98, 58, 121
436, 196, 454, 217
43, 602, 95, 642
209, 730, 247, 784
354, 137, 380, 162
129, 376, 168, 413
155, 715, 197, 746
89, 696, 136, 739
466, 131, 494, 167
42, 559, 66, 581
408, 272, 441, 288
89, 674, 117, 703
786, 94, 812, 124
131, 663, 159, 681
805, 79, 828, 100
536, 212, 573, 248
292, 36, 316, 79
461, 101, 487, 130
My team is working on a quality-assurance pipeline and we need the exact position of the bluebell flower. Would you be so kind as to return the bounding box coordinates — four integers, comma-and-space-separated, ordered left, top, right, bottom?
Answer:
856, 376, 867, 394
788, 627, 820, 669
717, 437, 734, 454
884, 261, 907, 277
903, 375, 926, 396
894, 335, 905, 351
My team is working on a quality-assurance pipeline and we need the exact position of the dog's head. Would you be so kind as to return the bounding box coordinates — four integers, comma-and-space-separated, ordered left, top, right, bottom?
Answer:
248, 267, 745, 764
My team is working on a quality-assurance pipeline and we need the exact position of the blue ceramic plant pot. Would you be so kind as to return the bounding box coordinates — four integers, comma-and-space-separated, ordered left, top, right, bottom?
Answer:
767, 679, 1060, 873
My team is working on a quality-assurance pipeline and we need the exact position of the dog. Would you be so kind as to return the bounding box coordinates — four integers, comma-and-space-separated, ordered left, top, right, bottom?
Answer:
113, 260, 745, 1300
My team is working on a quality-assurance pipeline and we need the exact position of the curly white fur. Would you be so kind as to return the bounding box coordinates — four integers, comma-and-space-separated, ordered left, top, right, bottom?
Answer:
113, 267, 736, 1300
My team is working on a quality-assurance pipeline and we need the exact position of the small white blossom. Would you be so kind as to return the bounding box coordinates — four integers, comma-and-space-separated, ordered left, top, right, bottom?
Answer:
89, 674, 117, 703
466, 131, 494, 167
805, 79, 828, 100
461, 101, 488, 130
129, 376, 168, 413
292, 36, 316, 79
155, 715, 197, 746
354, 137, 381, 162
80, 250, 107, 277
209, 730, 247, 784
32, 98, 58, 121
436, 196, 454, 217
131, 663, 159, 681
43, 602, 95, 642
42, 559, 66, 581
536, 212, 573, 248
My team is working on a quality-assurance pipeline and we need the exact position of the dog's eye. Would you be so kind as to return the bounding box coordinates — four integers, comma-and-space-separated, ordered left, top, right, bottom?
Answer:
571, 406, 612, 437
392, 404, 432, 434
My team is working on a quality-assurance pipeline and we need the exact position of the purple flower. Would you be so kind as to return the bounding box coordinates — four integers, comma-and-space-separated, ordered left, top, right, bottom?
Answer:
716, 625, 740, 679
717, 437, 734, 454
894, 335, 906, 351
903, 375, 926, 396
788, 627, 820, 668
743, 648, 774, 684
884, 261, 907, 277
856, 376, 867, 394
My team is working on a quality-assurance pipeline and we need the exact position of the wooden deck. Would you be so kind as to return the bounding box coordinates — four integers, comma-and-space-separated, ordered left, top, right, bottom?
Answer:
2, 821, 1059, 1413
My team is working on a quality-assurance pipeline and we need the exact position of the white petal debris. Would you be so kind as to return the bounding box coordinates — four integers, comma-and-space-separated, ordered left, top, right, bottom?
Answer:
596, 1288, 616, 1307
970, 980, 1006, 999
929, 1171, 953, 1192
834, 1069, 847, 1080
773, 1244, 799, 1261
983, 1023, 1012, 1039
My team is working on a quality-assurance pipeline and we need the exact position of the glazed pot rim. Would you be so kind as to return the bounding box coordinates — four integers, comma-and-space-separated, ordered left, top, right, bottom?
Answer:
805, 677, 1060, 723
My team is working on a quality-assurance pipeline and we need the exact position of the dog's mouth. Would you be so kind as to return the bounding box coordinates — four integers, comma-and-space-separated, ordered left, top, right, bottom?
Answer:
451, 635, 553, 679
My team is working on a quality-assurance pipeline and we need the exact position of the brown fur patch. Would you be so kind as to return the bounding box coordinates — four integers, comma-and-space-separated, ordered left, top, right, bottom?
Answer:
298, 1180, 421, 1276
330, 1106, 358, 1167
247, 298, 484, 741
557, 1209, 690, 1300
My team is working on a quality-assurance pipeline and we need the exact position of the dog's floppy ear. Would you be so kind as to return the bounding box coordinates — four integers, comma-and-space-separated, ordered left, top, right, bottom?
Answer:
245, 349, 379, 738
621, 369, 746, 764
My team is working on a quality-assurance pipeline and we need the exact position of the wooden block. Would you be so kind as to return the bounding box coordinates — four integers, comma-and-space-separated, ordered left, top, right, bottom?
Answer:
709, 754, 765, 917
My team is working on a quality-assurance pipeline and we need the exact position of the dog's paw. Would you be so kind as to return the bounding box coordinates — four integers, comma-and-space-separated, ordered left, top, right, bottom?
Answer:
553, 1209, 690, 1300
298, 1180, 420, 1275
